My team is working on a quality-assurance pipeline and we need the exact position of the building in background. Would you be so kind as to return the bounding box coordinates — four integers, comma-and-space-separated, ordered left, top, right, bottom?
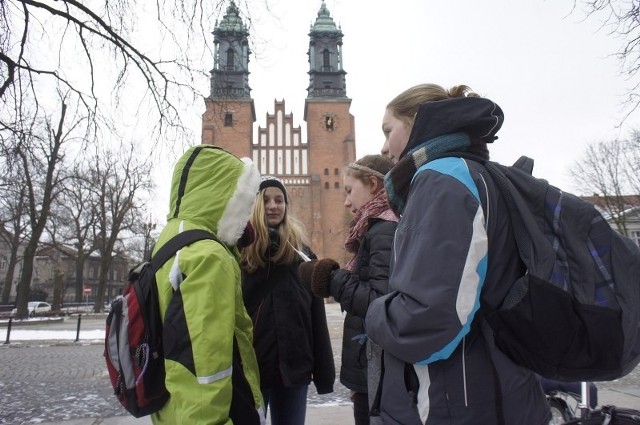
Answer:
201, 1, 356, 265
582, 194, 640, 248
30, 246, 131, 306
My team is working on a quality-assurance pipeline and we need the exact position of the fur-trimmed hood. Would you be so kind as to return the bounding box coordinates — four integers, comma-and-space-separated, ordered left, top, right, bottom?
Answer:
166, 145, 260, 246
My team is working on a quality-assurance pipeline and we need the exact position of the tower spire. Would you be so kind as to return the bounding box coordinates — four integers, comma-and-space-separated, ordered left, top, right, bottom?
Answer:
306, 1, 347, 98
209, 0, 251, 99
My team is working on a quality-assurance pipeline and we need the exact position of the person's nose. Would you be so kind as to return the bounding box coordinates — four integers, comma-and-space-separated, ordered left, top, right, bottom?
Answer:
344, 197, 351, 209
381, 139, 390, 156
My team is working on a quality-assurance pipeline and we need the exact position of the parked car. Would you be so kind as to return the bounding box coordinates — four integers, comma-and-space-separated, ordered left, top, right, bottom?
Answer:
11, 301, 52, 317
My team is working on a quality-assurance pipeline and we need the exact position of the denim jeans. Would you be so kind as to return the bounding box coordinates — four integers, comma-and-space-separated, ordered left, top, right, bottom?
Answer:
263, 384, 309, 425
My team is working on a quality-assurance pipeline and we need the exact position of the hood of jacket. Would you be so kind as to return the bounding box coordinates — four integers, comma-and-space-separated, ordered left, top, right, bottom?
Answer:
166, 145, 261, 246
400, 96, 504, 160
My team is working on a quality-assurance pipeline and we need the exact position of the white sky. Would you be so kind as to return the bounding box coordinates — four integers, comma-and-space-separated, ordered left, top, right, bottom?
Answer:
153, 0, 640, 226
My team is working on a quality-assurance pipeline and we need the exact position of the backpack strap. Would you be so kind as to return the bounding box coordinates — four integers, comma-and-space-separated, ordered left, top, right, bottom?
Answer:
512, 156, 534, 174
426, 153, 537, 279
150, 229, 221, 271
137, 229, 221, 342
482, 161, 535, 281
427, 151, 534, 175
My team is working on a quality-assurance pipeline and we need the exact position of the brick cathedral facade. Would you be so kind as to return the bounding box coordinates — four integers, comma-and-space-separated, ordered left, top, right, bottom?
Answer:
201, 1, 356, 265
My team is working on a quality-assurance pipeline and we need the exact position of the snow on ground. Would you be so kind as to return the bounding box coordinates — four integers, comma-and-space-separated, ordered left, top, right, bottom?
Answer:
2, 329, 104, 341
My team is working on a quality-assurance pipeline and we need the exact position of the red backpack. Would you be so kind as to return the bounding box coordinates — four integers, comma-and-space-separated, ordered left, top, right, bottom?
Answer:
104, 229, 218, 417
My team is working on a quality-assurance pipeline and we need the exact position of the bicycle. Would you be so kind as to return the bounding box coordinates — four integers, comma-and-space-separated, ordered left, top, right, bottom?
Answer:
541, 378, 640, 424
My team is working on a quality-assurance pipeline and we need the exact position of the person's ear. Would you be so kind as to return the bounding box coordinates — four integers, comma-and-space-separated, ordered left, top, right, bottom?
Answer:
368, 175, 380, 194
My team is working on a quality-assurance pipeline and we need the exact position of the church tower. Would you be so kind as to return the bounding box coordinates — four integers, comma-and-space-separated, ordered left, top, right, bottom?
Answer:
303, 1, 356, 263
201, 0, 255, 158
201, 1, 355, 265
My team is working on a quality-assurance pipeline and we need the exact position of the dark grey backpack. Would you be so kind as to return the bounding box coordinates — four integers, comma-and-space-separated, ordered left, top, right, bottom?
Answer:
476, 156, 640, 381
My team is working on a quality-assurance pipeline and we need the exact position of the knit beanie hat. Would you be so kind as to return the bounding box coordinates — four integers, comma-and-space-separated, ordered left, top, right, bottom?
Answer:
259, 176, 288, 204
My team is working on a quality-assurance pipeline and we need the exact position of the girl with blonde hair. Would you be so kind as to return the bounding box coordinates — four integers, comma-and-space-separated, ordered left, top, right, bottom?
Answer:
241, 176, 335, 425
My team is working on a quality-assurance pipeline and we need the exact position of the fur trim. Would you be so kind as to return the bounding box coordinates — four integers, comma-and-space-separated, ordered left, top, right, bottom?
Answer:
217, 158, 261, 245
311, 258, 340, 298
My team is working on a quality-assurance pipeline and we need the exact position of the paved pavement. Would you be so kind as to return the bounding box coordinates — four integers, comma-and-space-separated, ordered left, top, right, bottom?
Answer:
0, 303, 351, 425
1, 302, 639, 425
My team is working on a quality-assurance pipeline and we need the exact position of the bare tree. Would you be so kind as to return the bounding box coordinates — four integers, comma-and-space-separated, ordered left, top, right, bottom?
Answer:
571, 135, 640, 235
45, 163, 99, 303
575, 1, 640, 116
623, 130, 640, 194
87, 144, 153, 312
0, 0, 274, 315
0, 190, 28, 304
0, 139, 30, 303
0, 0, 265, 151
9, 94, 88, 318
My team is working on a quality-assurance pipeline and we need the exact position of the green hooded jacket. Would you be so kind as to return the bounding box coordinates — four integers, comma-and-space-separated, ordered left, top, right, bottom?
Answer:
151, 145, 265, 425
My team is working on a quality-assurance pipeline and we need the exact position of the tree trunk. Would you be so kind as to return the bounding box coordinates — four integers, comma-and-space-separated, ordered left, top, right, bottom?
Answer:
14, 242, 37, 319
96, 256, 112, 313
52, 270, 64, 311
1, 250, 18, 304
74, 251, 86, 302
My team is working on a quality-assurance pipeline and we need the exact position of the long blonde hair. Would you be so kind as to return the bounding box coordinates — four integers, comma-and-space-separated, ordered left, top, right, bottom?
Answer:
240, 188, 309, 273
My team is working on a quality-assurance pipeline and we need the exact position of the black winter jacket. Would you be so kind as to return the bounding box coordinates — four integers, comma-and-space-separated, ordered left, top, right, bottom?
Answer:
329, 218, 397, 393
242, 249, 335, 394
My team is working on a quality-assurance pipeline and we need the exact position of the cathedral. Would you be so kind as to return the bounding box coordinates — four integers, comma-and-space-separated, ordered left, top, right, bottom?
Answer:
202, 1, 356, 265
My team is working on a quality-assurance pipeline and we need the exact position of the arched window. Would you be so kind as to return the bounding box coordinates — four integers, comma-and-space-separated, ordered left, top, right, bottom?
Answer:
334, 168, 339, 175
334, 182, 340, 189
324, 168, 329, 175
226, 49, 235, 70
322, 49, 331, 71
324, 182, 330, 189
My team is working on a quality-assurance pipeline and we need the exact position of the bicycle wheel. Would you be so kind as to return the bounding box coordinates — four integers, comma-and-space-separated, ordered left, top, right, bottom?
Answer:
548, 398, 571, 425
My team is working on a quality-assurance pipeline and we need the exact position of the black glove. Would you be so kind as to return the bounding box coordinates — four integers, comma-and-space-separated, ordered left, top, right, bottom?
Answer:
298, 260, 318, 290
310, 258, 339, 298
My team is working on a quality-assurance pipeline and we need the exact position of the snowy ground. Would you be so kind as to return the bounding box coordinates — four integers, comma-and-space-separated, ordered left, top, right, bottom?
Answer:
0, 308, 351, 424
3, 328, 104, 341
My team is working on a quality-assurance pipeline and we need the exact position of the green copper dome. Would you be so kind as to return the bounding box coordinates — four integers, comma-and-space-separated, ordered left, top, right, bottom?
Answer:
215, 0, 247, 33
310, 1, 342, 34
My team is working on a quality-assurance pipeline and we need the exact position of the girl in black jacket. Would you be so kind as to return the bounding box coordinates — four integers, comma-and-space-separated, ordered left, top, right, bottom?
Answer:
241, 176, 335, 425
300, 155, 397, 425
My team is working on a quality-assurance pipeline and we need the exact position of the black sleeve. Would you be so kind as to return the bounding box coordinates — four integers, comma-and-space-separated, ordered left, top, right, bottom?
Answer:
310, 294, 336, 394
329, 220, 396, 318
241, 264, 274, 316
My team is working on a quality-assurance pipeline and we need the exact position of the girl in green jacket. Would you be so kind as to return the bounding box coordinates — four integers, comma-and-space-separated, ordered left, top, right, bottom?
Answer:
152, 145, 266, 425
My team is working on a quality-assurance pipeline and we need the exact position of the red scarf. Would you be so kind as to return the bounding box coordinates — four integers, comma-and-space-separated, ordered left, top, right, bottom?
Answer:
345, 189, 398, 271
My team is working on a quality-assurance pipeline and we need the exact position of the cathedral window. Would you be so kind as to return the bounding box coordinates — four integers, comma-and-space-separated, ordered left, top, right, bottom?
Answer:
325, 114, 334, 130
322, 49, 332, 71
226, 49, 235, 70
224, 112, 233, 127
